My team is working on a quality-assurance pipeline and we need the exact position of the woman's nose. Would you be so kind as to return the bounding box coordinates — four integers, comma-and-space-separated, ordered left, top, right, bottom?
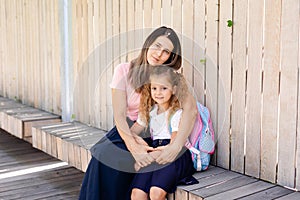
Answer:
155, 48, 163, 57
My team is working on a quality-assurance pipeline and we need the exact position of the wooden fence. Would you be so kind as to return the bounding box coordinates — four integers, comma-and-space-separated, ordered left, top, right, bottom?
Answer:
0, 0, 299, 190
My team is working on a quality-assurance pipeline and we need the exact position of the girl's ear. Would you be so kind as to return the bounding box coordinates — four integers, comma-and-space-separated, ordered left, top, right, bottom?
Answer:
172, 85, 177, 95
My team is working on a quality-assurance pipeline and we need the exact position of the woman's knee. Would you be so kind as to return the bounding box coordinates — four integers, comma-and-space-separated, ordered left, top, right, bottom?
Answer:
149, 186, 167, 200
131, 188, 148, 200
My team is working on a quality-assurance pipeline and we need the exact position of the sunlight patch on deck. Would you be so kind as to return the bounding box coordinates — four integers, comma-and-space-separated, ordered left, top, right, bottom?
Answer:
0, 161, 68, 180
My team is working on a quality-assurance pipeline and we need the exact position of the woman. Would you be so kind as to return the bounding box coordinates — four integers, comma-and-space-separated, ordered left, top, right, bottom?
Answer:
79, 26, 197, 200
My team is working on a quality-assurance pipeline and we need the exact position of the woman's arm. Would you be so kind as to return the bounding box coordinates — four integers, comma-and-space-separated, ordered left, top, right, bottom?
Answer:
112, 89, 154, 167
156, 92, 197, 164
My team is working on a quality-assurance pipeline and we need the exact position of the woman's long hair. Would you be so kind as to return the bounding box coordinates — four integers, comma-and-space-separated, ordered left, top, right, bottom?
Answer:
128, 26, 182, 93
139, 65, 188, 125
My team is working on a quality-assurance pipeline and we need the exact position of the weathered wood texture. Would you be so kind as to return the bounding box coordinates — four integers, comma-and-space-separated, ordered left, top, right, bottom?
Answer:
0, 97, 61, 142
31, 121, 106, 172
0, 0, 300, 190
0, 129, 84, 200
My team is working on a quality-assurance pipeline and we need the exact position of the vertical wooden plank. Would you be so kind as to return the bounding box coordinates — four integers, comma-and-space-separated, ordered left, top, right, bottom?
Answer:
82, 0, 89, 123
230, 0, 247, 173
35, 0, 41, 108
16, 0, 24, 103
92, 0, 100, 128
127, 0, 135, 61
152, 0, 161, 28
206, 0, 219, 165
182, 0, 194, 87
23, 0, 31, 105
72, 0, 79, 119
217, 0, 232, 169
245, 0, 264, 178
31, 0, 38, 107
99, 0, 107, 129
87, 0, 94, 126
193, 0, 205, 103
134, 0, 143, 54
161, 0, 171, 27
143, 0, 152, 38
74, 0, 83, 121
54, 0, 61, 115
111, 0, 120, 128
80, 147, 88, 172
0, 1, 4, 95
6, 0, 17, 100
119, 0, 127, 63
277, 0, 299, 188
171, 0, 182, 34
106, 0, 113, 129
112, 0, 120, 65
297, 8, 300, 189
0, 1, 8, 97
39, 0, 46, 110
45, 1, 52, 112
261, 0, 281, 183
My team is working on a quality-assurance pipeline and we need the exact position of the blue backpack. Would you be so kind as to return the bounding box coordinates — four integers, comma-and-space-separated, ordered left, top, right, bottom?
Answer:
169, 102, 215, 171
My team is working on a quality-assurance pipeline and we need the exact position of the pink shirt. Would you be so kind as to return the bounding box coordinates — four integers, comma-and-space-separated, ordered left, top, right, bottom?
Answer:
110, 63, 140, 121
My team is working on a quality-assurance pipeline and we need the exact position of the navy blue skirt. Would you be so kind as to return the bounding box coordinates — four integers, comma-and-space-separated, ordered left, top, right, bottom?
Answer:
130, 139, 198, 194
79, 125, 136, 200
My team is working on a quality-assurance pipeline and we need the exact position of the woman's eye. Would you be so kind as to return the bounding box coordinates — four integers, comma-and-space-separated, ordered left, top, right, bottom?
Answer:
163, 50, 171, 54
152, 43, 160, 49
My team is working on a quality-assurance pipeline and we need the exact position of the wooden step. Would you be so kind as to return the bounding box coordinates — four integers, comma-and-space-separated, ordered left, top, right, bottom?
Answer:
0, 97, 61, 142
32, 121, 106, 172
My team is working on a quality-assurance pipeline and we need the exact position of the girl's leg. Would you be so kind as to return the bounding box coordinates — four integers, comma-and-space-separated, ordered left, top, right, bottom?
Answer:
149, 186, 167, 200
131, 188, 148, 200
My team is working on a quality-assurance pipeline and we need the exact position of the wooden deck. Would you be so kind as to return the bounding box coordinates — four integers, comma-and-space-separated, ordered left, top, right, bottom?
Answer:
0, 129, 84, 200
1, 129, 300, 200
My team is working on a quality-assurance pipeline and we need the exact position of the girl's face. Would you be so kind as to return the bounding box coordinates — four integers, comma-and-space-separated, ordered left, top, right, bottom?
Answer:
147, 36, 174, 66
150, 74, 175, 110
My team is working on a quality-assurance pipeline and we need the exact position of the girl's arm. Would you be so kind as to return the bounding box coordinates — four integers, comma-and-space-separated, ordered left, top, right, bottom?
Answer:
112, 89, 154, 167
156, 92, 197, 164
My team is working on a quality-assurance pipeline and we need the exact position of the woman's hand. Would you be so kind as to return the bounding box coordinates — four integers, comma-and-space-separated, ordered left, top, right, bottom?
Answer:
155, 143, 182, 165
127, 139, 154, 168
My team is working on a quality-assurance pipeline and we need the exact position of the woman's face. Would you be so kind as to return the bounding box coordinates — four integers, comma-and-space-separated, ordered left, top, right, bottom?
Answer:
147, 36, 174, 66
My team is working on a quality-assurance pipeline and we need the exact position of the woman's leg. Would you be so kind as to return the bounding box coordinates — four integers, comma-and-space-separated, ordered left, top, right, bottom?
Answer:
131, 188, 148, 200
149, 186, 167, 200
79, 126, 136, 200
78, 157, 102, 200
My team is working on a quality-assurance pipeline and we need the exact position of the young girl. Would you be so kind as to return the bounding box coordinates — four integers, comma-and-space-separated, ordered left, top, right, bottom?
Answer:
130, 66, 197, 200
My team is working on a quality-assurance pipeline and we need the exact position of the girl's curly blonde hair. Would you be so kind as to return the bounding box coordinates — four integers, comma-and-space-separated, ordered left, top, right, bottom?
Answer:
139, 65, 188, 125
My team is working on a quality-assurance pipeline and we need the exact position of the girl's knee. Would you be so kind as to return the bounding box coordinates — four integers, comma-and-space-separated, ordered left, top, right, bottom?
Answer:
131, 188, 147, 200
149, 186, 167, 200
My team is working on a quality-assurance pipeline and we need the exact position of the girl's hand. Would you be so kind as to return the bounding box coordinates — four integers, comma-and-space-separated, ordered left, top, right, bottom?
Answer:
155, 143, 182, 165
127, 140, 154, 168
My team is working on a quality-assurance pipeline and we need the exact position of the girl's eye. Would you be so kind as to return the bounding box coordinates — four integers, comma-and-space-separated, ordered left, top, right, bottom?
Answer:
151, 87, 156, 90
162, 87, 168, 90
